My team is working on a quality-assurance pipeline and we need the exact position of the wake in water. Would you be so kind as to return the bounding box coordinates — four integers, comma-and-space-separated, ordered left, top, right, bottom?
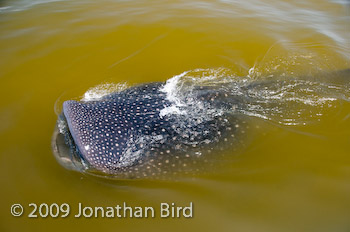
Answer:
164, 67, 350, 126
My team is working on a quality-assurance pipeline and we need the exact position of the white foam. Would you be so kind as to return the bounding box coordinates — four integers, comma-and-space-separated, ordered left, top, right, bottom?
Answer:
159, 71, 189, 117
160, 71, 188, 103
159, 105, 186, 117
82, 82, 128, 102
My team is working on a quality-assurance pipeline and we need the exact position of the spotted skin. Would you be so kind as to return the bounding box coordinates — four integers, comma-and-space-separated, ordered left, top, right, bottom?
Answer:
54, 83, 240, 178
64, 83, 169, 171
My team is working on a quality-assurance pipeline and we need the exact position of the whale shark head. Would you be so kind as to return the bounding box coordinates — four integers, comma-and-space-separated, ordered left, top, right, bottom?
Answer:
52, 83, 173, 175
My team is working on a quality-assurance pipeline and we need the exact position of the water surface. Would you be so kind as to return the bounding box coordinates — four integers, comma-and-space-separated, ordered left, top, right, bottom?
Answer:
0, 0, 349, 231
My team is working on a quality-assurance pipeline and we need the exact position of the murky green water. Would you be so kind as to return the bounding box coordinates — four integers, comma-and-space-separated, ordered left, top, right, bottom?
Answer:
0, 0, 349, 231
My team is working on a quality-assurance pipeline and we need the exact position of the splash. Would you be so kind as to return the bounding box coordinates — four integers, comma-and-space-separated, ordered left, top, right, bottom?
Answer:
83, 66, 349, 128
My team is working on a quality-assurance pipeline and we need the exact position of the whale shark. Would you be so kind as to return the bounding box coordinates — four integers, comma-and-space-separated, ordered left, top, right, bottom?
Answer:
52, 69, 350, 179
